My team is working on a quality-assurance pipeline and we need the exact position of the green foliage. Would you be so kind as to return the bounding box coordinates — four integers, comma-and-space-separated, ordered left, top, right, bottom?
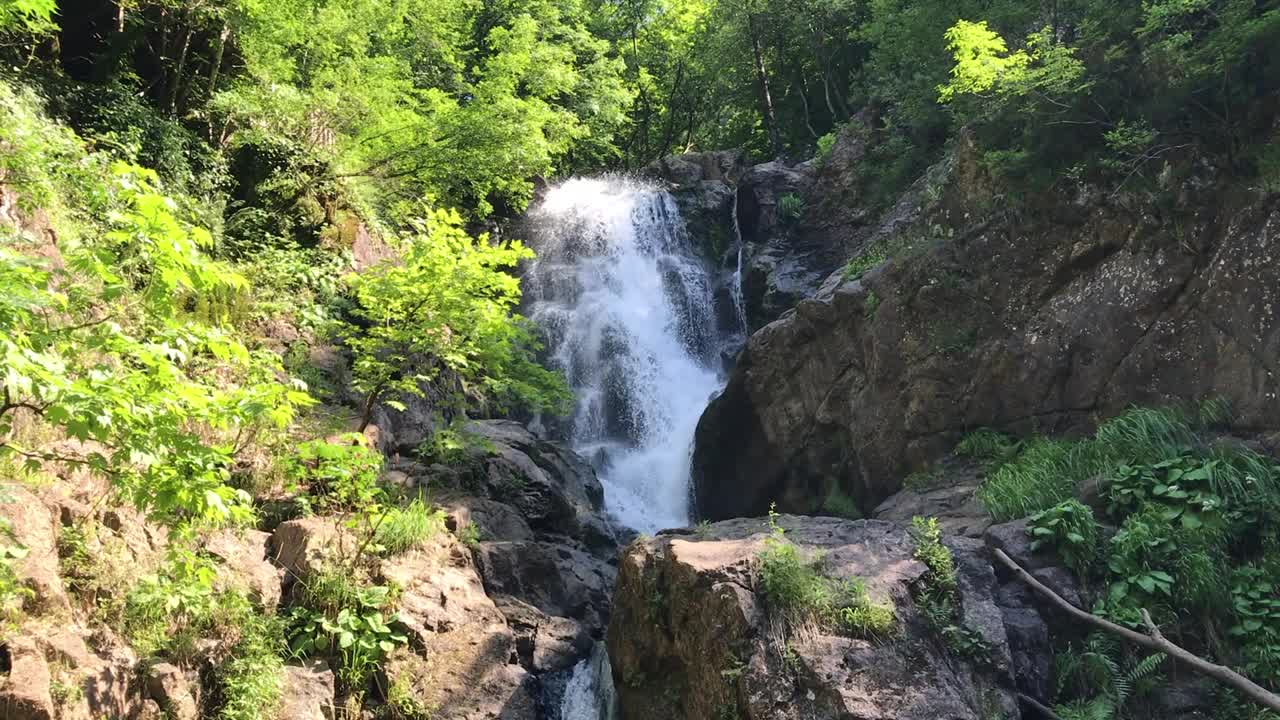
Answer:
777, 193, 805, 224
374, 498, 446, 556
345, 209, 569, 428
0, 0, 55, 32
909, 516, 990, 660
417, 420, 496, 467
287, 435, 383, 512
1052, 634, 1164, 720
288, 571, 408, 693
955, 429, 1021, 469
862, 290, 880, 319
213, 600, 286, 720
1027, 500, 1100, 574
819, 486, 862, 520
976, 405, 1227, 522
455, 521, 481, 549
757, 507, 895, 638
815, 128, 841, 166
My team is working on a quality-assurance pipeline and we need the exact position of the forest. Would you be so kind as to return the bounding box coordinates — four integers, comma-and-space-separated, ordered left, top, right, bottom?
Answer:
1, 0, 1279, 719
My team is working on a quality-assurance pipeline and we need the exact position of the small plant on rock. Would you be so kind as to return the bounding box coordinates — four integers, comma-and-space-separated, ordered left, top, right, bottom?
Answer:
757, 506, 895, 639
1027, 500, 1100, 574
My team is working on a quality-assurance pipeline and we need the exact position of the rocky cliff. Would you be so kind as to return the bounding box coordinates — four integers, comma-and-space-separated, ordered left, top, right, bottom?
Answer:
693, 130, 1280, 520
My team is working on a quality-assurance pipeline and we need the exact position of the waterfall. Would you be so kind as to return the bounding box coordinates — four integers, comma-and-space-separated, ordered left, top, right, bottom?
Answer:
522, 176, 725, 534
558, 644, 618, 720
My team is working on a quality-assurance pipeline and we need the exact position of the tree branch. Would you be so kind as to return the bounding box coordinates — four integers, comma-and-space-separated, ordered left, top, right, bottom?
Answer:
994, 549, 1280, 713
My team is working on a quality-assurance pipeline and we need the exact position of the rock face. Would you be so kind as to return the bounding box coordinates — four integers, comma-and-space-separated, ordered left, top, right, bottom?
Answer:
694, 131, 1280, 519
607, 515, 1032, 720
373, 419, 621, 715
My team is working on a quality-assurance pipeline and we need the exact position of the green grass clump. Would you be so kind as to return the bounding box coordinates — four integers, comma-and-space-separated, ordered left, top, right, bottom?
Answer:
910, 517, 990, 659
955, 428, 1021, 468
214, 599, 286, 720
375, 498, 447, 555
757, 508, 895, 639
819, 486, 862, 519
976, 403, 1277, 522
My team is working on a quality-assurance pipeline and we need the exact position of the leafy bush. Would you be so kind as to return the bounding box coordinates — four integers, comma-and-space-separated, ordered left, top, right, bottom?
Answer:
815, 127, 841, 166
288, 572, 408, 694
287, 435, 384, 512
819, 486, 862, 520
976, 405, 1246, 522
1027, 500, 1100, 574
909, 516, 991, 659
345, 209, 570, 429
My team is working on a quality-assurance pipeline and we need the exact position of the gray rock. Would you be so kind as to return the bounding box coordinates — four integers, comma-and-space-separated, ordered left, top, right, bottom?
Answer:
280, 659, 335, 720
607, 516, 1021, 720
692, 132, 1280, 521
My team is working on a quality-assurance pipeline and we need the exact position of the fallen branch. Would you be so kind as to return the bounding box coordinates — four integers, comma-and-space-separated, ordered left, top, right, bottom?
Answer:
993, 549, 1280, 713
1016, 692, 1064, 720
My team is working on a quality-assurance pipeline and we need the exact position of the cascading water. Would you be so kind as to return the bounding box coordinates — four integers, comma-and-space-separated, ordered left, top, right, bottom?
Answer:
522, 176, 729, 534
523, 175, 743, 720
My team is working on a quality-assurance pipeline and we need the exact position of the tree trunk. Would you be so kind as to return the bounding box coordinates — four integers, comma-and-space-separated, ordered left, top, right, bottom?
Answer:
169, 19, 194, 115
797, 74, 818, 138
747, 12, 781, 156
656, 61, 686, 159
207, 22, 230, 98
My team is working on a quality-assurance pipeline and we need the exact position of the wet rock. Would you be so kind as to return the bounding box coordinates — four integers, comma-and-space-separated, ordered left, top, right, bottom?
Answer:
472, 540, 615, 634
607, 516, 1022, 720
280, 659, 335, 720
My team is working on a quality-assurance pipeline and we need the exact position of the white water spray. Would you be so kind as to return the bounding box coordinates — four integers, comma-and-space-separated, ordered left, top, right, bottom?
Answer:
522, 176, 725, 533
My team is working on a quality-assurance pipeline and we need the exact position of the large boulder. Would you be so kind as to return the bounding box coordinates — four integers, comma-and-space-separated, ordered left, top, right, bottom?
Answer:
694, 133, 1280, 520
607, 515, 1027, 720
279, 660, 335, 720
379, 534, 537, 719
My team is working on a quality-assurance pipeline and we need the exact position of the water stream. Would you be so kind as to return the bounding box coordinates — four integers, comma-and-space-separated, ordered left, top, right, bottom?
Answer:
522, 176, 743, 719
523, 176, 735, 534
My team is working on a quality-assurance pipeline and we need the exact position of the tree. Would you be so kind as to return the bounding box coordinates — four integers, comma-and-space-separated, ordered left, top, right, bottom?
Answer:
344, 207, 569, 430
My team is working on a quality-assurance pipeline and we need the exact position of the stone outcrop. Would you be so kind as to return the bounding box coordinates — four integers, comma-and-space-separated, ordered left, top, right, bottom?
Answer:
607, 515, 1041, 720
694, 130, 1280, 520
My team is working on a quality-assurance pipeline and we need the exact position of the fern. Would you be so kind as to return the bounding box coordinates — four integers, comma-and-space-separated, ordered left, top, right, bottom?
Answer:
1054, 633, 1165, 719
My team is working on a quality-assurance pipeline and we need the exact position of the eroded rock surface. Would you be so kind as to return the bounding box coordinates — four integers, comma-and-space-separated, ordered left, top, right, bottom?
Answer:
694, 131, 1280, 520
607, 515, 1032, 720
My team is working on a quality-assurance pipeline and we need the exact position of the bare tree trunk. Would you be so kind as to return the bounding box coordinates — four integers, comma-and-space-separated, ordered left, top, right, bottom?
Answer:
207, 22, 231, 98
117, 3, 125, 33
748, 12, 781, 156
797, 74, 818, 139
656, 61, 686, 159
168, 22, 194, 114
995, 549, 1280, 713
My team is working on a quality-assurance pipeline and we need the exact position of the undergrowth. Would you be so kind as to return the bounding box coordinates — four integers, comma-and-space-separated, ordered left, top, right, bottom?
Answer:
909, 517, 990, 661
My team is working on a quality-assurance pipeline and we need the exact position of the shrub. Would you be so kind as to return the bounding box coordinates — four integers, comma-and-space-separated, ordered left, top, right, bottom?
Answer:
815, 127, 841, 166
287, 435, 383, 512
1027, 500, 1100, 574
777, 193, 805, 224
909, 517, 990, 659
819, 486, 862, 520
288, 570, 408, 694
